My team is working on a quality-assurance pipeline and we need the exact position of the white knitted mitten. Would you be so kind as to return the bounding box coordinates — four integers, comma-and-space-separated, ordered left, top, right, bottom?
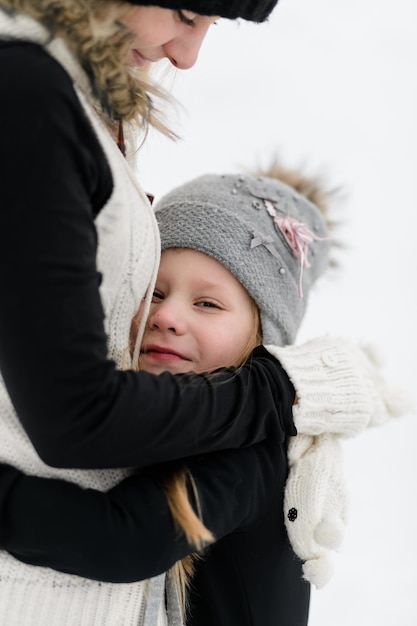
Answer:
266, 337, 411, 438
284, 433, 348, 589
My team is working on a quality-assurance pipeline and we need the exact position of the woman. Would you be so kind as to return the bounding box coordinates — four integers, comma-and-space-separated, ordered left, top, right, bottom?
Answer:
0, 2, 394, 624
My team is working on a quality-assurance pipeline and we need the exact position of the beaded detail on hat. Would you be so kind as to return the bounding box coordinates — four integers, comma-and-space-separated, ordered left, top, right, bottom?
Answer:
246, 184, 328, 298
246, 179, 329, 298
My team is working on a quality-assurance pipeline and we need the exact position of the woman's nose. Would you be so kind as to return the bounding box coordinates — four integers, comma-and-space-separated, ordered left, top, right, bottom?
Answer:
165, 21, 212, 69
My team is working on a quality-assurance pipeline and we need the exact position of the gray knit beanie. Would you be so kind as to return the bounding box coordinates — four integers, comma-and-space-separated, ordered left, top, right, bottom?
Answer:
125, 1, 279, 23
154, 173, 330, 346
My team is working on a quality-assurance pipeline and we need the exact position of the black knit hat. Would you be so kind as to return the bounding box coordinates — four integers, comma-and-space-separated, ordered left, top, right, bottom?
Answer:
125, 1, 279, 23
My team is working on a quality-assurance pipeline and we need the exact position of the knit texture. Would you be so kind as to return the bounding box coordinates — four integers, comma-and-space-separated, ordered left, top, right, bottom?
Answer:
284, 434, 347, 589
267, 337, 410, 437
155, 173, 330, 347
267, 337, 413, 587
125, 0, 279, 22
0, 9, 169, 625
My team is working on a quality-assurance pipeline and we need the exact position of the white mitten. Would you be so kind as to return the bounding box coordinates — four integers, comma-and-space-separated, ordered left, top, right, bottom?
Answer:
266, 337, 413, 438
358, 342, 414, 426
284, 433, 347, 589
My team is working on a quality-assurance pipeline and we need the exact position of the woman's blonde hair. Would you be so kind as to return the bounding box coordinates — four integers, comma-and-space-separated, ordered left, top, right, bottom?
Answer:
3, 0, 175, 135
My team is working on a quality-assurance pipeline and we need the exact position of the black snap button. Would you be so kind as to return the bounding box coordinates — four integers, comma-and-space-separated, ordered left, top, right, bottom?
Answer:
287, 507, 298, 522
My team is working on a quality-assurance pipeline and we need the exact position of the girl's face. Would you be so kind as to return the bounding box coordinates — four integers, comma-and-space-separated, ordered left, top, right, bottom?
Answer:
138, 249, 259, 375
121, 7, 218, 69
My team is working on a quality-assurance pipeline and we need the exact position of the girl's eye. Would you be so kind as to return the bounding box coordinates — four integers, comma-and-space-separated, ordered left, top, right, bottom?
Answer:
196, 301, 220, 309
151, 291, 164, 302
177, 10, 197, 27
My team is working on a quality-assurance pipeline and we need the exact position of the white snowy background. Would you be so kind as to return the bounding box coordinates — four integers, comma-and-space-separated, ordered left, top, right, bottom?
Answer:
137, 0, 417, 624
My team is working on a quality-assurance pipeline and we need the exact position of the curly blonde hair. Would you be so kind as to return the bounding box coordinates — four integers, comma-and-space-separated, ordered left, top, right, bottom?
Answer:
2, 0, 174, 135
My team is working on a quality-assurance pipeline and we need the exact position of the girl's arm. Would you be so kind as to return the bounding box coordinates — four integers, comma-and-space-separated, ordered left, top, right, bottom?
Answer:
0, 441, 280, 582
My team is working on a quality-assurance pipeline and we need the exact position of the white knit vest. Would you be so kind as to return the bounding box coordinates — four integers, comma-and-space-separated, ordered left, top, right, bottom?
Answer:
0, 10, 183, 626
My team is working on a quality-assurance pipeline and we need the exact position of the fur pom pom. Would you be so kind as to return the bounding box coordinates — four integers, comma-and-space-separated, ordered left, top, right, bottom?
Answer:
302, 555, 334, 589
361, 342, 387, 367
314, 516, 345, 550
384, 385, 415, 417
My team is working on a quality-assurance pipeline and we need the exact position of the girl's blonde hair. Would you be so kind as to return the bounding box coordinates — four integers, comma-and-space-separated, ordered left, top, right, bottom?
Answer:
162, 299, 261, 616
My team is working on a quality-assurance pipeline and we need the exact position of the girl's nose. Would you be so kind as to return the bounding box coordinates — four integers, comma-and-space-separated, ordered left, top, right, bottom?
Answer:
148, 300, 186, 334
165, 21, 212, 69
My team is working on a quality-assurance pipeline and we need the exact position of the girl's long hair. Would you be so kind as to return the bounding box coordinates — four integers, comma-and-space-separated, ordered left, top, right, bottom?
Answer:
161, 301, 262, 616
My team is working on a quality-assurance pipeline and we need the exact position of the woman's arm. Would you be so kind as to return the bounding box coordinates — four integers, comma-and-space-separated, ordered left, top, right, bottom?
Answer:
24, 348, 294, 469
0, 441, 279, 582
0, 45, 295, 470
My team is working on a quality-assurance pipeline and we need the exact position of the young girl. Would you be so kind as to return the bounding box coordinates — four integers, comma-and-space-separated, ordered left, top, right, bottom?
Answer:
0, 165, 401, 625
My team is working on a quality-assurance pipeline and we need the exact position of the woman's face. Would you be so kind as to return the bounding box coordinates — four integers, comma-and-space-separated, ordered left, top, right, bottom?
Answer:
121, 7, 218, 70
137, 249, 259, 375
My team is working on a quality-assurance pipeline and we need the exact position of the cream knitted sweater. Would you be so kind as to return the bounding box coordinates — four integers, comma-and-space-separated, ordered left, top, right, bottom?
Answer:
0, 9, 182, 626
